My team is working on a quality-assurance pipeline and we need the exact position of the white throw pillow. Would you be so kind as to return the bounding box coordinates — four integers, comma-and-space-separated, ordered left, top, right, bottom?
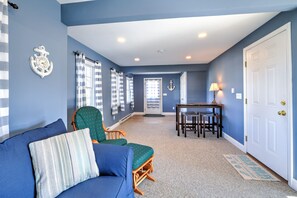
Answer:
29, 128, 99, 198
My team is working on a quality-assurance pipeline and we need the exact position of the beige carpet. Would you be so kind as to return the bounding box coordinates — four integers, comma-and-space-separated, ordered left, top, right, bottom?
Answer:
117, 115, 297, 198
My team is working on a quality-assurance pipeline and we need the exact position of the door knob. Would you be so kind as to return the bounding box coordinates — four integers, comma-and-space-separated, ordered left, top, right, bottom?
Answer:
278, 110, 286, 116
281, 100, 286, 106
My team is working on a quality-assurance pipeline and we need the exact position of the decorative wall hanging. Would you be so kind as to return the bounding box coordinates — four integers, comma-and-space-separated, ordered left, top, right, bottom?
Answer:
167, 80, 175, 91
30, 45, 53, 78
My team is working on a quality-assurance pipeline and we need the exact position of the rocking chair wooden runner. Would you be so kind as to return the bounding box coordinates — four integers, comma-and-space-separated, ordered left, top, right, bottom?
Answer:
72, 106, 127, 145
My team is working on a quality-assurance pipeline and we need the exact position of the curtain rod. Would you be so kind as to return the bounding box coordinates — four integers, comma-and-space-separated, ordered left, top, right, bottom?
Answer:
73, 51, 98, 63
8, 1, 18, 9
110, 68, 123, 74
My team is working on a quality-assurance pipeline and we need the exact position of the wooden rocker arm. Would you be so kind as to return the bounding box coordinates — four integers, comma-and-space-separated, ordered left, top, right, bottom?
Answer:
92, 139, 99, 144
103, 124, 127, 140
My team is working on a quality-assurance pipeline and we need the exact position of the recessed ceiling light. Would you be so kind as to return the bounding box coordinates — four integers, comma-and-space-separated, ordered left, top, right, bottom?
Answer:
186, 56, 192, 60
157, 49, 166, 54
198, 32, 207, 38
134, 58, 140, 62
117, 37, 126, 43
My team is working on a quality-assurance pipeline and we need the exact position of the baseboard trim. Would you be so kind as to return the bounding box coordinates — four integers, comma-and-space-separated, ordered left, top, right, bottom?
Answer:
289, 177, 297, 191
120, 113, 132, 123
108, 113, 133, 130
108, 122, 120, 130
223, 132, 246, 153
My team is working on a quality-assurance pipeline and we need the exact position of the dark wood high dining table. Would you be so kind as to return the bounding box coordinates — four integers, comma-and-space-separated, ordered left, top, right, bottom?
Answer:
175, 103, 223, 137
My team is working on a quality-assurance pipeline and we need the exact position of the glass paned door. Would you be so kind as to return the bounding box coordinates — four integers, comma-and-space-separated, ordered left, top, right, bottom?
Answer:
144, 78, 162, 114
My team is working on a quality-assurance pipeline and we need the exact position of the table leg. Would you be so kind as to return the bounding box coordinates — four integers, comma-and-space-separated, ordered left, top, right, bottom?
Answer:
212, 108, 215, 132
219, 107, 222, 137
176, 106, 180, 136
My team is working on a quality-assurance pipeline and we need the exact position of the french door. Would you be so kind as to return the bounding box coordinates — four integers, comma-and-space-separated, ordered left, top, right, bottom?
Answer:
245, 28, 290, 179
144, 78, 162, 114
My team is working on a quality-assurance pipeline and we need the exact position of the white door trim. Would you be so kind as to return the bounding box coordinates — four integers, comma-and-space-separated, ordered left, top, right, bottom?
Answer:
144, 78, 163, 114
243, 22, 293, 187
180, 72, 187, 104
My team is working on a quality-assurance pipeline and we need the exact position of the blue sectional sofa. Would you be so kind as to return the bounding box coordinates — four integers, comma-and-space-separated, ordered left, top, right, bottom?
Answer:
0, 119, 134, 198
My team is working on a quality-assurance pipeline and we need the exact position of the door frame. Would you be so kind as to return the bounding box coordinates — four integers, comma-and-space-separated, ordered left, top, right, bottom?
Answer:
180, 72, 187, 104
143, 78, 163, 114
243, 23, 293, 186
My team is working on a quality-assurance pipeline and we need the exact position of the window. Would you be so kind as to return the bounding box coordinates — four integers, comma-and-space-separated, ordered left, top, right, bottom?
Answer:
111, 70, 125, 115
126, 77, 131, 104
116, 72, 120, 107
84, 59, 95, 106
75, 53, 103, 117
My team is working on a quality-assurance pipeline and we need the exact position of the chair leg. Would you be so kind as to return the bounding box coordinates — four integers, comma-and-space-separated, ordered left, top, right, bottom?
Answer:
192, 117, 197, 133
181, 114, 184, 134
216, 116, 220, 138
197, 117, 200, 137
134, 187, 144, 195
203, 117, 206, 138
199, 114, 203, 134
184, 115, 187, 138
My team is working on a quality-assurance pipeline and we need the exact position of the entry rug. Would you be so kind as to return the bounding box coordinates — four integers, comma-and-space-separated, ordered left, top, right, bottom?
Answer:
143, 114, 165, 117
224, 154, 280, 181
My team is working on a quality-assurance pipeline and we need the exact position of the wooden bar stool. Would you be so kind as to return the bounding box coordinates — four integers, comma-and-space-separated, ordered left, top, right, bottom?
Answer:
182, 112, 200, 138
200, 113, 220, 138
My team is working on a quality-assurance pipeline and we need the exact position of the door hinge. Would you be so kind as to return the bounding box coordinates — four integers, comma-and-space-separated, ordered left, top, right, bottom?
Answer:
245, 98, 248, 104
245, 61, 247, 68
245, 136, 248, 142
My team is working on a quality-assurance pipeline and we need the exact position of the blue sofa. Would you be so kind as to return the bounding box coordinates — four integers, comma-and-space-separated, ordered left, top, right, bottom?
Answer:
0, 119, 134, 198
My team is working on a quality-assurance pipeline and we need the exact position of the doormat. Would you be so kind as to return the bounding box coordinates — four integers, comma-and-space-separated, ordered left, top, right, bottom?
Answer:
143, 114, 165, 117
224, 154, 280, 181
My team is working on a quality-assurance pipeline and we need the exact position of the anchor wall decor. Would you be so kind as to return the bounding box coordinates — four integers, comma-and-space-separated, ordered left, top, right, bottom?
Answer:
30, 45, 53, 78
167, 80, 175, 91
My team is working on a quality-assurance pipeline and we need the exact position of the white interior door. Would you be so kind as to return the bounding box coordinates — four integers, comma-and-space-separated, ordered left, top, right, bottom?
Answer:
246, 30, 289, 179
180, 72, 187, 104
144, 78, 162, 114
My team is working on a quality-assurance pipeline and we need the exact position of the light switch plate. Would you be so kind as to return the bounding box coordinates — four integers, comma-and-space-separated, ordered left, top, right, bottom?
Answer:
231, 88, 235, 94
236, 93, 242, 100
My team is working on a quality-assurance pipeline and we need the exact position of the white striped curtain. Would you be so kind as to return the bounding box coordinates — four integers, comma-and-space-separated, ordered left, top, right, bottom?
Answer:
130, 77, 134, 109
94, 62, 104, 118
0, 0, 9, 139
119, 72, 125, 111
75, 53, 86, 109
111, 69, 118, 115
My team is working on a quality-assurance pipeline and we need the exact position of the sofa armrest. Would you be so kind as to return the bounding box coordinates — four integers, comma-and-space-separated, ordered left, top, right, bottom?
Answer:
93, 144, 134, 197
92, 144, 133, 177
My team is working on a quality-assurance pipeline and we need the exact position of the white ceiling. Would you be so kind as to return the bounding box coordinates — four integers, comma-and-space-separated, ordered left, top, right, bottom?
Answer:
68, 12, 277, 66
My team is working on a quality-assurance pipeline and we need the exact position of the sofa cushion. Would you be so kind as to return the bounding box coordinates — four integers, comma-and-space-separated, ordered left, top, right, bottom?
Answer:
57, 176, 126, 198
0, 119, 67, 198
29, 128, 99, 198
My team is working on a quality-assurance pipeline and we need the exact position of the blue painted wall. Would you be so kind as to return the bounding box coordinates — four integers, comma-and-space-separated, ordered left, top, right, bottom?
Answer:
67, 37, 133, 128
207, 9, 297, 177
9, 0, 67, 136
134, 74, 180, 112
187, 71, 207, 104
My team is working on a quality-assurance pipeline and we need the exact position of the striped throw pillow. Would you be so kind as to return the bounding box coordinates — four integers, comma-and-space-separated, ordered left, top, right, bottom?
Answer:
29, 128, 99, 198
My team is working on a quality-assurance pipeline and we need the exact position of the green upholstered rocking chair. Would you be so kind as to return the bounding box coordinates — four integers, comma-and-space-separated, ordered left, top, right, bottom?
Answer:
72, 106, 127, 146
